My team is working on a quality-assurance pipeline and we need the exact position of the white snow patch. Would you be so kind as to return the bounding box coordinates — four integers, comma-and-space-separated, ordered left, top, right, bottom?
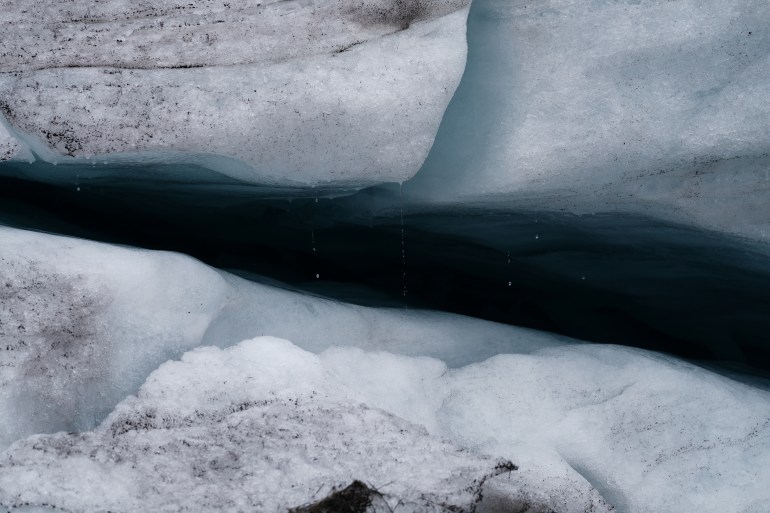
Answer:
0, 337, 527, 513
0, 226, 569, 449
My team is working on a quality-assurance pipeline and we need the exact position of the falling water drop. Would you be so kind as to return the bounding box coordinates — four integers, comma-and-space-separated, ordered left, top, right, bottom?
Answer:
399, 183, 407, 298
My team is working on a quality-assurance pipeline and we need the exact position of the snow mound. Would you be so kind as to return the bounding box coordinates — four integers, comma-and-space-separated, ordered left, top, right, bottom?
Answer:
0, 337, 525, 513
0, 0, 469, 187
321, 344, 770, 513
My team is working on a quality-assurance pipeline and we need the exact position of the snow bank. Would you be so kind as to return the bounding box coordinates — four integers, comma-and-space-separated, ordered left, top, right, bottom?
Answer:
4, 334, 767, 512
322, 344, 770, 513
410, 0, 770, 241
0, 0, 469, 187
2, 227, 769, 512
0, 226, 568, 449
0, 337, 525, 513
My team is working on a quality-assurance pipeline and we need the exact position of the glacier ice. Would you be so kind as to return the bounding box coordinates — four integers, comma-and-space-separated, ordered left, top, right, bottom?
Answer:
3, 332, 770, 513
0, 337, 526, 513
1, 227, 770, 513
0, 0, 469, 187
408, 0, 770, 241
1, 0, 770, 511
0, 225, 570, 449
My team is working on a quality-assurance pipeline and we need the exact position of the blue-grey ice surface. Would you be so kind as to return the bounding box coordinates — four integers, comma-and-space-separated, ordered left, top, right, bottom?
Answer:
1, 0, 770, 512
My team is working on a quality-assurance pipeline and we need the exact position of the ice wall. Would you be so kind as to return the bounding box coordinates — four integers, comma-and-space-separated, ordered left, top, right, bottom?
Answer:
409, 0, 770, 241
0, 0, 469, 187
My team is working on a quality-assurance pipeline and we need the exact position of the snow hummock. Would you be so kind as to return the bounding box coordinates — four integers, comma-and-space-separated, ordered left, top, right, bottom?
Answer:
409, 0, 770, 241
0, 225, 569, 450
0, 0, 469, 187
1, 228, 769, 512
3, 333, 770, 513
0, 337, 526, 513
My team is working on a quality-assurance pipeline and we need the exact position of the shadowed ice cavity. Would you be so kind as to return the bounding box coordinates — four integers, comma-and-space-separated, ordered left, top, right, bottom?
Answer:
1, 0, 770, 375
1, 170, 770, 376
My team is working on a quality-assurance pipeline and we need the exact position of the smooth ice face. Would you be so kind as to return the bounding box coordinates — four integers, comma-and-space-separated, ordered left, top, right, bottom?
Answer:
0, 226, 570, 449
0, 337, 525, 513
0, 0, 469, 187
410, 0, 770, 241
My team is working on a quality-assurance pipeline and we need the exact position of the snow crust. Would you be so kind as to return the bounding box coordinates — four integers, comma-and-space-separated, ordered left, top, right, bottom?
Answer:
3, 332, 769, 512
0, 226, 568, 449
0, 0, 469, 186
0, 337, 523, 513
410, 0, 770, 241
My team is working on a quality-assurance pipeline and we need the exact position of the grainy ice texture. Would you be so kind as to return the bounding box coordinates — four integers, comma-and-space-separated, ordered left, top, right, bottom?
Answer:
411, 0, 770, 241
0, 337, 524, 513
1, 227, 769, 512
0, 0, 469, 186
321, 345, 770, 513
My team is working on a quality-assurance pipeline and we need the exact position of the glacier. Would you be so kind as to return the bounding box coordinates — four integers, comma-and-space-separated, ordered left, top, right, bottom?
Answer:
1, 0, 770, 512
1, 227, 770, 513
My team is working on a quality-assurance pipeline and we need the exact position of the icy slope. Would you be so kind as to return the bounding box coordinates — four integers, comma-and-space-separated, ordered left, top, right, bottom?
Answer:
0, 337, 526, 513
3, 334, 769, 513
0, 0, 469, 186
410, 0, 770, 241
0, 225, 569, 449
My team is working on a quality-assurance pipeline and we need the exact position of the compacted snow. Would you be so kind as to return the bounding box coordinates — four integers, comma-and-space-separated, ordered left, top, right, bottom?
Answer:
1, 227, 769, 513
0, 0, 469, 186
410, 0, 770, 241
0, 337, 527, 513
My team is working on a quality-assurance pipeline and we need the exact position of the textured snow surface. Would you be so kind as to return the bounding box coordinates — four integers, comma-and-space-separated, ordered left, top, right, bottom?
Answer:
2, 228, 769, 512
0, 337, 524, 513
0, 0, 469, 186
322, 345, 770, 513
0, 226, 569, 449
411, 0, 770, 240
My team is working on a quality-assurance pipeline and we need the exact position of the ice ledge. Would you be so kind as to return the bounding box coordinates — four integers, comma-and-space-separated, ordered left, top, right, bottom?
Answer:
0, 1, 469, 187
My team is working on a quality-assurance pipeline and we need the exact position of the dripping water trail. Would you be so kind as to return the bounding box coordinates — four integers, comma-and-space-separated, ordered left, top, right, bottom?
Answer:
507, 250, 511, 288
399, 183, 407, 300
311, 196, 319, 280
